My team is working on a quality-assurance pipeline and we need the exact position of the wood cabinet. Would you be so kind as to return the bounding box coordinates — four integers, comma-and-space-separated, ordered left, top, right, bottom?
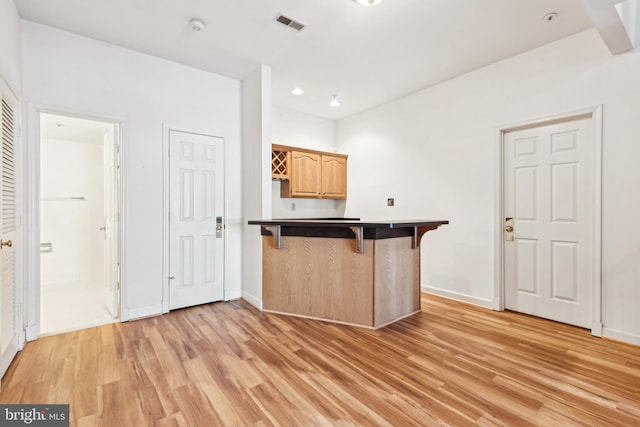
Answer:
321, 154, 347, 199
289, 151, 321, 197
272, 145, 347, 199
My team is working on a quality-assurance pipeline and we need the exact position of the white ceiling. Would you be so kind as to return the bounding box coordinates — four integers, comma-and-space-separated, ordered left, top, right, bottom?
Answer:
40, 113, 113, 143
15, 0, 595, 120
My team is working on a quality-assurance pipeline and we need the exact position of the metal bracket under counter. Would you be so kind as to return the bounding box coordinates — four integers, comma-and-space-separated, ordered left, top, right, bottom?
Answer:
264, 225, 282, 249
264, 224, 366, 254
254, 219, 449, 254
412, 225, 439, 249
262, 225, 440, 253
349, 226, 364, 253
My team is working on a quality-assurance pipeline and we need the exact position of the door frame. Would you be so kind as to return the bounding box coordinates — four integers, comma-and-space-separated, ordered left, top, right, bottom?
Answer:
24, 104, 125, 340
162, 126, 227, 313
493, 105, 603, 336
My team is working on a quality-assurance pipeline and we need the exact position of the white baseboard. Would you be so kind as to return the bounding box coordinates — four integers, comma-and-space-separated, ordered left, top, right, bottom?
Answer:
421, 285, 494, 310
603, 327, 640, 347
123, 304, 163, 321
225, 289, 242, 301
242, 291, 262, 310
25, 324, 39, 342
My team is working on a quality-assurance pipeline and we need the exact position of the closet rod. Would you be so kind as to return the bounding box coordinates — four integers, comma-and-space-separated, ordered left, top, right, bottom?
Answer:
40, 196, 86, 201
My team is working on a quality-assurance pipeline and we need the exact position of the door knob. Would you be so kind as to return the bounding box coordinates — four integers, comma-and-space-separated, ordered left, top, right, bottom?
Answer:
1, 239, 12, 249
504, 217, 514, 241
216, 216, 223, 238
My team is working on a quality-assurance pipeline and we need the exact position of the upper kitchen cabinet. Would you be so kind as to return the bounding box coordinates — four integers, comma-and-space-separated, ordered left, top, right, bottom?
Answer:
321, 154, 347, 199
289, 150, 321, 197
272, 144, 347, 200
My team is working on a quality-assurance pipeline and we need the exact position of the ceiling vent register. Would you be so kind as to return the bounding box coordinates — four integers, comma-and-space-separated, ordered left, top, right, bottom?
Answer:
275, 14, 306, 31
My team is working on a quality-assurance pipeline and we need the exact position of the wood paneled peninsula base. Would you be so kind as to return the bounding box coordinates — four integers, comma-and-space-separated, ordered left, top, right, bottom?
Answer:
247, 219, 448, 329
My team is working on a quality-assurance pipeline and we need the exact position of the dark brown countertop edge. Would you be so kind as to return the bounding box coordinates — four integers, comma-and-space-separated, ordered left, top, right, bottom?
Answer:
248, 219, 449, 228
249, 219, 449, 240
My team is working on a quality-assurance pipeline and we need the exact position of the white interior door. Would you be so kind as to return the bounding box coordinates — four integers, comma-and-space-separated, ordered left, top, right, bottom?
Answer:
103, 125, 119, 318
169, 131, 224, 310
504, 117, 594, 328
0, 86, 19, 381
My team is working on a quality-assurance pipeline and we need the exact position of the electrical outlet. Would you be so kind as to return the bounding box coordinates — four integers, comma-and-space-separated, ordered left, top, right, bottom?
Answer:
291, 202, 296, 211
387, 198, 395, 207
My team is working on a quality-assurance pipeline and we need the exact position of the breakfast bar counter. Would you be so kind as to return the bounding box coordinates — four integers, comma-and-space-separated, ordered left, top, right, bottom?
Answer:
247, 219, 448, 329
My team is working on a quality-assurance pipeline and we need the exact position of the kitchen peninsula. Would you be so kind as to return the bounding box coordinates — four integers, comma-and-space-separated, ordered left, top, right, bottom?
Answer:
247, 219, 448, 329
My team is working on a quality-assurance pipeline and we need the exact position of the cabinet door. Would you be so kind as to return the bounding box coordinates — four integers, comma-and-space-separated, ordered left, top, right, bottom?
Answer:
321, 155, 347, 199
290, 151, 321, 197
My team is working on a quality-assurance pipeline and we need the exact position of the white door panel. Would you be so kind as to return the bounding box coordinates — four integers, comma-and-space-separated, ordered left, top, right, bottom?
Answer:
504, 118, 593, 328
169, 131, 224, 310
0, 84, 19, 381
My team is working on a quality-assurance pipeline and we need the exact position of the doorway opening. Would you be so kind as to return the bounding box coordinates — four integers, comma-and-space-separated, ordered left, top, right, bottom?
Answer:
39, 113, 121, 335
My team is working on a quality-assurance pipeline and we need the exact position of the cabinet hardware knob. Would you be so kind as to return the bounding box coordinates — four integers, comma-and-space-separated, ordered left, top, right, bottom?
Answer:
1, 239, 12, 249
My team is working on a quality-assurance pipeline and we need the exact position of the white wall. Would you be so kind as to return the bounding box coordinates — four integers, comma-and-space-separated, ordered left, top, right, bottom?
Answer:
40, 138, 104, 287
22, 21, 242, 321
273, 107, 337, 152
337, 29, 640, 345
242, 65, 272, 308
0, 0, 21, 92
271, 107, 345, 219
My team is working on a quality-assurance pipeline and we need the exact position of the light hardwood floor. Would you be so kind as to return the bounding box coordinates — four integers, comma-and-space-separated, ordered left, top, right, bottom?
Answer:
1, 294, 639, 426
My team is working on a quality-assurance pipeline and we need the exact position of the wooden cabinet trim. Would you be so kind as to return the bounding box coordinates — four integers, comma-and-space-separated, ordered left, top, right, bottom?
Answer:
273, 144, 348, 159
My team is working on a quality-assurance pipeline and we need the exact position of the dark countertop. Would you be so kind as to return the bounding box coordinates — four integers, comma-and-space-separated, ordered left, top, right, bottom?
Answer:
247, 219, 449, 228
248, 219, 449, 244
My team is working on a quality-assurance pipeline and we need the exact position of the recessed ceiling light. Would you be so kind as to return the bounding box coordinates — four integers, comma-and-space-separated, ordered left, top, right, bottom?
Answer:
329, 95, 341, 107
354, 0, 383, 6
189, 18, 206, 32
543, 12, 557, 22
291, 87, 304, 95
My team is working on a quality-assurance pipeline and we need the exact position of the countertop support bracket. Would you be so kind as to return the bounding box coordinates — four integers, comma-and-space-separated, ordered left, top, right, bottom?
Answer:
264, 225, 282, 249
412, 225, 439, 249
350, 226, 364, 254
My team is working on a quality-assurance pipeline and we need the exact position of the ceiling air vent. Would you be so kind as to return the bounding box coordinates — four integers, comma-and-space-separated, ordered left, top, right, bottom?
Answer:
275, 14, 306, 31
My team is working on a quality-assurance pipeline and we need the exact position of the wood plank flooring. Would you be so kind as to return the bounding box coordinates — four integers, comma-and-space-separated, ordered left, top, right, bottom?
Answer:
1, 294, 639, 426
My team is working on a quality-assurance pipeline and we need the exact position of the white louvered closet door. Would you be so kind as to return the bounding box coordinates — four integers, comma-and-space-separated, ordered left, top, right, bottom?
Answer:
0, 82, 18, 382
